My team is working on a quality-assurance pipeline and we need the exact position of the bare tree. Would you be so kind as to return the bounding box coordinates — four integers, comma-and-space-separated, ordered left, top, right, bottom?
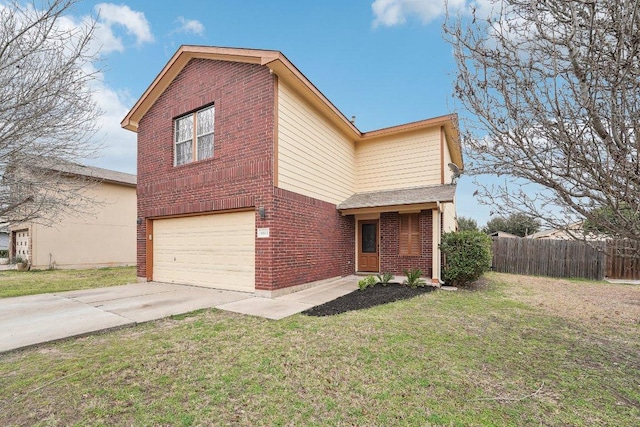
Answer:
444, 0, 640, 243
0, 0, 101, 225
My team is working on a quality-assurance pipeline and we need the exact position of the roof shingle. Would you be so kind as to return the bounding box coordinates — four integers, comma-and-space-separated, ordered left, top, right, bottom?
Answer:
338, 185, 456, 210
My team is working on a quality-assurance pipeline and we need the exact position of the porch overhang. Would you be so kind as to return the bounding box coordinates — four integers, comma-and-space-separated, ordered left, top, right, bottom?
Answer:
337, 184, 456, 216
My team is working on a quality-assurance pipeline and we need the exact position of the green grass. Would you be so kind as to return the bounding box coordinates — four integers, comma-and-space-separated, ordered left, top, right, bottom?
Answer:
0, 274, 638, 426
0, 266, 137, 298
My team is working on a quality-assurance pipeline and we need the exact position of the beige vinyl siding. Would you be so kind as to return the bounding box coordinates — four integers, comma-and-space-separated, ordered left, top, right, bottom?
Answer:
356, 128, 441, 193
442, 201, 457, 233
277, 81, 355, 204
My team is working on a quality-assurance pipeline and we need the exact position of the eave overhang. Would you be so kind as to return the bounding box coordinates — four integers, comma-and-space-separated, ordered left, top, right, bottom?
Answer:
121, 45, 463, 169
121, 45, 360, 137
360, 115, 463, 169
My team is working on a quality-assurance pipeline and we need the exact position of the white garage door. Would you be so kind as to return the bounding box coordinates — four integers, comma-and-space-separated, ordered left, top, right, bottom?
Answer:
153, 211, 255, 292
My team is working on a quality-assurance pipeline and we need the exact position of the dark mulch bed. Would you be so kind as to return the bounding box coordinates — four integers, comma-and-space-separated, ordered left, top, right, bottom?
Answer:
302, 282, 437, 316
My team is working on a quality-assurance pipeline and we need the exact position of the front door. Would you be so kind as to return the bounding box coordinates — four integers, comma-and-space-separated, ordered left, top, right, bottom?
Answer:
358, 220, 379, 272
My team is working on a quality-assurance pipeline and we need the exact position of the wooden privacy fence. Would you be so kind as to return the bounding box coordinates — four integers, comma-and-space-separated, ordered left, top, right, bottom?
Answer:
606, 239, 640, 280
491, 237, 606, 280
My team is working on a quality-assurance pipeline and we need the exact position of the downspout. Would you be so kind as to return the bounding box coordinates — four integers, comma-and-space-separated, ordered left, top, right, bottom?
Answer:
432, 202, 443, 285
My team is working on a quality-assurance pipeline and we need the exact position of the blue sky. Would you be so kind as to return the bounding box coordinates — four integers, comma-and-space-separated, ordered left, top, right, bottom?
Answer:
60, 0, 491, 225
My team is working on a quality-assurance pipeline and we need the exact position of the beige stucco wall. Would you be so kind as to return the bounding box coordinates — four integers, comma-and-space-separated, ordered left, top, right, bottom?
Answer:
29, 182, 136, 269
355, 127, 441, 193
277, 80, 356, 204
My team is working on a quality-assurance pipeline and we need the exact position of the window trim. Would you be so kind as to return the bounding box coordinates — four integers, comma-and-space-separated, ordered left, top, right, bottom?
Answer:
174, 104, 215, 166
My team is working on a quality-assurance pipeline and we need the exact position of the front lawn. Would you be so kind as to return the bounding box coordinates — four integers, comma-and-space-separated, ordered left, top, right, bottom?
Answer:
0, 273, 638, 426
0, 266, 137, 298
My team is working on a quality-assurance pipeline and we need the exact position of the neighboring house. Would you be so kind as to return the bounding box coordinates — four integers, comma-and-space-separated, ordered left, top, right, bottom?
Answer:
489, 231, 520, 239
0, 223, 8, 252
9, 163, 136, 269
526, 221, 605, 241
122, 45, 463, 296
526, 228, 571, 240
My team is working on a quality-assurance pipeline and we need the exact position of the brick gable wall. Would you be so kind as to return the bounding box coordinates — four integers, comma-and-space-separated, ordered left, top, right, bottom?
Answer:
135, 58, 356, 291
379, 210, 433, 277
136, 59, 275, 286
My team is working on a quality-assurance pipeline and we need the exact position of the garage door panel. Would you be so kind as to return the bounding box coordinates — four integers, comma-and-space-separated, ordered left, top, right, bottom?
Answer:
153, 211, 255, 292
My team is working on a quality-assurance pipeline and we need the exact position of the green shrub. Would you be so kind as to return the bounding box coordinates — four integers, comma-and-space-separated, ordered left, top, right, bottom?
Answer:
358, 275, 377, 290
0, 249, 8, 258
439, 230, 492, 287
375, 272, 394, 285
402, 268, 427, 288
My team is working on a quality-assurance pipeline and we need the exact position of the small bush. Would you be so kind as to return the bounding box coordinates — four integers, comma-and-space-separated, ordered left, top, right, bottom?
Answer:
358, 275, 377, 290
402, 268, 427, 288
375, 272, 394, 285
440, 230, 492, 287
0, 249, 8, 258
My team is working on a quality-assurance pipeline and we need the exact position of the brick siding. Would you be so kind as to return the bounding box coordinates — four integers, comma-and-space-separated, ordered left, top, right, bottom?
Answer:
136, 58, 355, 291
136, 59, 275, 284
267, 188, 355, 291
379, 210, 433, 277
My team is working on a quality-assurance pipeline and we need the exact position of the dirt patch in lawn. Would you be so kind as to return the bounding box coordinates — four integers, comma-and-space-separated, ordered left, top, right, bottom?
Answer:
302, 283, 437, 316
497, 273, 640, 327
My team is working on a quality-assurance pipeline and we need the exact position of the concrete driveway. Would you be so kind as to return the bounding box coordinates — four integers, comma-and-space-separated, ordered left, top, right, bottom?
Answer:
0, 277, 359, 353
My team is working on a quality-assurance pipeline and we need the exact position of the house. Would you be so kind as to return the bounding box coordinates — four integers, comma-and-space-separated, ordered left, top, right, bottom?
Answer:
121, 45, 463, 297
526, 228, 572, 240
489, 231, 520, 239
9, 163, 136, 269
526, 221, 605, 241
0, 223, 8, 252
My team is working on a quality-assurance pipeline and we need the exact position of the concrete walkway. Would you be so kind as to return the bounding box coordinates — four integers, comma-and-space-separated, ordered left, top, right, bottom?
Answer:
0, 276, 359, 354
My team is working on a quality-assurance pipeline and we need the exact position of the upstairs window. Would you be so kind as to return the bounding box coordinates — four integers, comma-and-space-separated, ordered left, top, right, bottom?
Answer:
174, 105, 214, 166
400, 213, 421, 256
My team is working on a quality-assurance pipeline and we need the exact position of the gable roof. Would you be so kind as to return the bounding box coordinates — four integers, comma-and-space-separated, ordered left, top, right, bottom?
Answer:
121, 45, 463, 168
526, 221, 585, 239
33, 158, 137, 187
56, 163, 137, 187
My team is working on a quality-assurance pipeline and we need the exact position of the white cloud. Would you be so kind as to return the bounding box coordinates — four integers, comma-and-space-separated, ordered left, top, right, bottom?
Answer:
372, 0, 493, 27
173, 16, 205, 36
87, 80, 138, 174
84, 4, 152, 172
94, 3, 154, 53
0, 2, 144, 174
